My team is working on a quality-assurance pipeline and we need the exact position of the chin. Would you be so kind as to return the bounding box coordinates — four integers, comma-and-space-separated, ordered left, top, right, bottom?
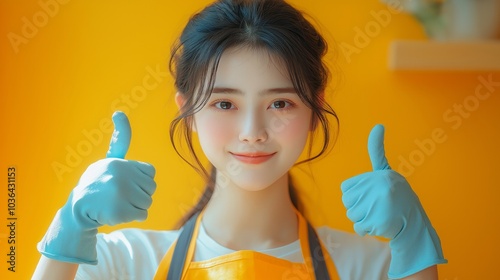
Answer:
214, 163, 289, 192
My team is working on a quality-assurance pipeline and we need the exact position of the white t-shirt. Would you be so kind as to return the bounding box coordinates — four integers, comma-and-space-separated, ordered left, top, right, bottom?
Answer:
76, 224, 391, 280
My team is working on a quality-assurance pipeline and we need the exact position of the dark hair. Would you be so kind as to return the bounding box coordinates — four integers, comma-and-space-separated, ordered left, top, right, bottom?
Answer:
169, 0, 338, 228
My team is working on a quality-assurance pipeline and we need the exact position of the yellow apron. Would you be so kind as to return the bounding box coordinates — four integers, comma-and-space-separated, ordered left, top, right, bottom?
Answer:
154, 208, 339, 280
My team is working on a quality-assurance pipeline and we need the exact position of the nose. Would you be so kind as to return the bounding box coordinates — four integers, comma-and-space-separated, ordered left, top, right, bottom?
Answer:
238, 110, 268, 143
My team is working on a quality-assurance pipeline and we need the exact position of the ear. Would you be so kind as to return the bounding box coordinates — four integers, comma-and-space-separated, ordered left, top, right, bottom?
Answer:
175, 92, 186, 110
175, 92, 197, 132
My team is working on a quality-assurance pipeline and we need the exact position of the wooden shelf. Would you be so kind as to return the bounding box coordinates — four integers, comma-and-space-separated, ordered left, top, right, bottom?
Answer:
389, 40, 500, 71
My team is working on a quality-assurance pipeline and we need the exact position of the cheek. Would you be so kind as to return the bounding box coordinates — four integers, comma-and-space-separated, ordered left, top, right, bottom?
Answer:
267, 111, 311, 145
196, 114, 234, 150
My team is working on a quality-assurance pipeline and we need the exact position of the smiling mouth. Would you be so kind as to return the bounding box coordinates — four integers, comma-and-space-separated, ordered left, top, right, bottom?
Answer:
230, 152, 276, 164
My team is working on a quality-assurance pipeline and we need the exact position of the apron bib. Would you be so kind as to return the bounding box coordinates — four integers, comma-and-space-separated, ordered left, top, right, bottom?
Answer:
154, 208, 339, 280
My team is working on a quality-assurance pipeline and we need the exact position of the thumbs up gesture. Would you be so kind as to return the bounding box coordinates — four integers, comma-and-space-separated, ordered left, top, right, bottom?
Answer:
341, 125, 446, 279
38, 112, 157, 264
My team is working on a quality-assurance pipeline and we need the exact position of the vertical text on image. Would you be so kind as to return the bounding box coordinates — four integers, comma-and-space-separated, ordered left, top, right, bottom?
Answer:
6, 166, 17, 272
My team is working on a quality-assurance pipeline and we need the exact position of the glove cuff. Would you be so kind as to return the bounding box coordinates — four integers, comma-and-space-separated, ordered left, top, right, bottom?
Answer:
37, 206, 99, 264
387, 218, 447, 279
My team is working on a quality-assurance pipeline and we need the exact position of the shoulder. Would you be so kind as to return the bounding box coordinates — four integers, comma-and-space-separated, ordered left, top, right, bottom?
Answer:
76, 228, 180, 280
96, 228, 179, 250
316, 226, 391, 280
316, 226, 390, 255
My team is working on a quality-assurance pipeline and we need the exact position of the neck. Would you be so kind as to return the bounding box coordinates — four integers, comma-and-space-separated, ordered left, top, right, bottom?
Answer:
201, 171, 298, 251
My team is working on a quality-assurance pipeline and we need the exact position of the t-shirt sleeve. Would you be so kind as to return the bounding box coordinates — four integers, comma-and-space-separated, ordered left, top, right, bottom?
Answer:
75, 228, 179, 280
317, 226, 391, 280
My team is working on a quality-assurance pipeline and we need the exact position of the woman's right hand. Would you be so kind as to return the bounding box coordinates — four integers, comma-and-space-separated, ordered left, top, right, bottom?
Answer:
37, 111, 156, 265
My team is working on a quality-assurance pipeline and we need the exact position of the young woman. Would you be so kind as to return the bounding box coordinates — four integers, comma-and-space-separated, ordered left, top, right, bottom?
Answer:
33, 0, 447, 279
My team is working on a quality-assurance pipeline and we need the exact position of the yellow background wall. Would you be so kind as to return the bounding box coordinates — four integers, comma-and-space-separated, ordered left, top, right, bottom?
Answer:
1, 0, 499, 279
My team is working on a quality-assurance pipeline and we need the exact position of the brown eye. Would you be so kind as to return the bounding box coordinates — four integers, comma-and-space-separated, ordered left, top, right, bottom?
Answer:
216, 101, 233, 110
272, 100, 288, 109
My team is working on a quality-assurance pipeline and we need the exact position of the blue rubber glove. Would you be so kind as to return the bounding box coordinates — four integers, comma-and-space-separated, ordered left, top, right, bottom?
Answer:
341, 124, 447, 279
37, 111, 156, 264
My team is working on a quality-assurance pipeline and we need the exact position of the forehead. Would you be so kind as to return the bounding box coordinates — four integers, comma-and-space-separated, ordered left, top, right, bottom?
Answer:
213, 46, 292, 88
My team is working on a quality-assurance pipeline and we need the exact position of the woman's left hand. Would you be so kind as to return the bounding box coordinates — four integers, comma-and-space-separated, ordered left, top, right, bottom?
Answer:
340, 124, 446, 279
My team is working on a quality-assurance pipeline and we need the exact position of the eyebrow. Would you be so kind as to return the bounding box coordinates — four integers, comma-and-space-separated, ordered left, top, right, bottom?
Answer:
211, 87, 297, 95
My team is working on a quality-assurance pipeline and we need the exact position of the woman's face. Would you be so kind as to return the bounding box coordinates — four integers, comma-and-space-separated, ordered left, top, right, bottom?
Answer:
189, 47, 313, 191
